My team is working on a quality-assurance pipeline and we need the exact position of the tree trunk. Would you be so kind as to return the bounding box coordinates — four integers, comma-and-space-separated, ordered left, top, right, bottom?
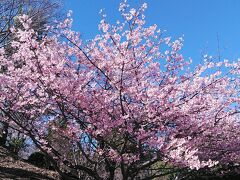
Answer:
0, 122, 9, 147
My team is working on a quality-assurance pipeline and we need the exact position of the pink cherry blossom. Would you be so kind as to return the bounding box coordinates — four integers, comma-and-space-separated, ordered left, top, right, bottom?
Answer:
0, 2, 239, 179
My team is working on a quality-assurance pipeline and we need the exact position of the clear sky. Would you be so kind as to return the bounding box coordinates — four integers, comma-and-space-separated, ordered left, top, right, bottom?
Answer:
63, 0, 240, 64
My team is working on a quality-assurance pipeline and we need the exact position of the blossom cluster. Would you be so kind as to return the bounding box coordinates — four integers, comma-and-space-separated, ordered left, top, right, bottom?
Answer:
0, 1, 239, 175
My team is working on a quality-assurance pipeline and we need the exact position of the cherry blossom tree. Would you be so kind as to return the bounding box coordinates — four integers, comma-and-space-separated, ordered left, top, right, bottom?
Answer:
0, 0, 61, 149
0, 1, 239, 179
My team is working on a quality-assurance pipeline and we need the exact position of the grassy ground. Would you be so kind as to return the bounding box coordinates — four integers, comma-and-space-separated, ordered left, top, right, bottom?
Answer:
0, 146, 60, 180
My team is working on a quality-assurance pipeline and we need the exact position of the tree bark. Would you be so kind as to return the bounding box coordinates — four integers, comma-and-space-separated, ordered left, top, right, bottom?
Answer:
0, 122, 9, 147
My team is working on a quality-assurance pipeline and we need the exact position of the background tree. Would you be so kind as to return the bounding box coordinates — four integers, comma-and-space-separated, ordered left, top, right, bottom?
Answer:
0, 0, 61, 46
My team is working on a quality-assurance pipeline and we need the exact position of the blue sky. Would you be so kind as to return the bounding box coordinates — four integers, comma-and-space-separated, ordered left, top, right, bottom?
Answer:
63, 0, 240, 64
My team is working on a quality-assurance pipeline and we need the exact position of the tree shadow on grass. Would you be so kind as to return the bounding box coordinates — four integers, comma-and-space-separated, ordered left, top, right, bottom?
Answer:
0, 166, 55, 180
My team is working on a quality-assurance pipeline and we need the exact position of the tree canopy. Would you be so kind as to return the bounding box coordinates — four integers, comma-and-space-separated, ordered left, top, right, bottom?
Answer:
0, 1, 239, 179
